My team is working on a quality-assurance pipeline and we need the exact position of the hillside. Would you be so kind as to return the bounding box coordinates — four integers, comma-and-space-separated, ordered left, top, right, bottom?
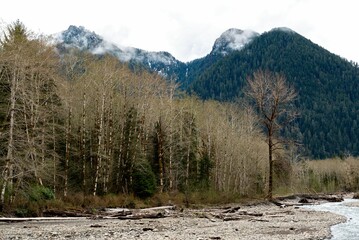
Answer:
54, 26, 359, 159
188, 28, 359, 158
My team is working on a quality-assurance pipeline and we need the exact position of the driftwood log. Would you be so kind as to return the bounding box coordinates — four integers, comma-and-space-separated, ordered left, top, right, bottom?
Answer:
276, 194, 344, 202
0, 217, 86, 222
222, 206, 241, 213
117, 212, 165, 220
43, 209, 92, 217
197, 206, 264, 222
108, 205, 176, 220
0, 206, 176, 222
103, 208, 132, 218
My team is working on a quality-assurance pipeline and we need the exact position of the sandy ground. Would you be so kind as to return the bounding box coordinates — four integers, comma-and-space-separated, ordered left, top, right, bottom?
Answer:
0, 201, 347, 240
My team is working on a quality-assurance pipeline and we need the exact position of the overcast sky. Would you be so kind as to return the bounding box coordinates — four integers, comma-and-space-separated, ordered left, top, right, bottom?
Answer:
1, 0, 358, 63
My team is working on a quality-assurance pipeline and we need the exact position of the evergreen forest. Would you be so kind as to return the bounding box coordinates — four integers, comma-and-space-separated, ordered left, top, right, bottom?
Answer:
1, 22, 359, 215
187, 29, 359, 159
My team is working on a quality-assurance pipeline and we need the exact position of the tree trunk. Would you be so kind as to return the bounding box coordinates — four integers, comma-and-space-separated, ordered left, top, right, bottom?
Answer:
185, 118, 193, 188
123, 112, 134, 194
156, 120, 164, 193
1, 71, 17, 211
168, 87, 174, 191
82, 93, 86, 194
93, 93, 105, 196
116, 121, 124, 189
64, 108, 72, 197
23, 99, 43, 187
268, 133, 273, 200
52, 112, 56, 196
103, 97, 113, 194
169, 141, 173, 191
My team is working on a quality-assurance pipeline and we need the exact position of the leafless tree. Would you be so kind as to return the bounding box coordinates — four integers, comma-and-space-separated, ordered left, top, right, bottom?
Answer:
0, 21, 61, 209
245, 70, 297, 199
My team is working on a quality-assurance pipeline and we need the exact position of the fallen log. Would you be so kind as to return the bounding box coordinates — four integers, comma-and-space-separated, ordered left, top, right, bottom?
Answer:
43, 209, 92, 217
117, 211, 165, 220
108, 211, 132, 218
103, 208, 131, 214
139, 205, 176, 212
237, 211, 263, 217
104, 205, 174, 216
212, 209, 264, 221
276, 194, 344, 203
223, 216, 249, 221
304, 195, 343, 202
205, 215, 217, 222
222, 206, 241, 213
250, 219, 270, 222
0, 217, 86, 222
102, 205, 175, 220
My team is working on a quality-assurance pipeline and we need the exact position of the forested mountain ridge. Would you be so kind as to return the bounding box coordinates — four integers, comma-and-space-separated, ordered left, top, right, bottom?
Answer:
54, 26, 359, 159
53, 26, 259, 87
189, 28, 359, 158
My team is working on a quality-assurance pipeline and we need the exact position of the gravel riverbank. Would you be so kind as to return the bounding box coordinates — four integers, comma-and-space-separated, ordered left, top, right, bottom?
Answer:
0, 201, 347, 240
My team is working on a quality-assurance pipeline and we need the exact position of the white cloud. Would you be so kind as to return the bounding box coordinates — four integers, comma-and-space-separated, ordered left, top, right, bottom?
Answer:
1, 0, 359, 63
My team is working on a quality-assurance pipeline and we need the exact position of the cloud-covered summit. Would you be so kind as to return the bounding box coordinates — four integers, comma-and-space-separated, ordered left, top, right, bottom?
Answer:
54, 25, 303, 83
53, 25, 184, 78
211, 29, 260, 56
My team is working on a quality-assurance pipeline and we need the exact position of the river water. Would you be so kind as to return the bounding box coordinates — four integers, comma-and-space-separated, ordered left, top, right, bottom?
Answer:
304, 198, 359, 239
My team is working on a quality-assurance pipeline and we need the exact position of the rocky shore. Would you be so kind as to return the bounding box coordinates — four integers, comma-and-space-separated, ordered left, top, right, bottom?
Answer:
0, 197, 350, 240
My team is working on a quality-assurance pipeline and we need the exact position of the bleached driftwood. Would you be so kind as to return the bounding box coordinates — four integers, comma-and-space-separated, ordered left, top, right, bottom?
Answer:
105, 205, 175, 220
138, 205, 176, 212
0, 217, 86, 222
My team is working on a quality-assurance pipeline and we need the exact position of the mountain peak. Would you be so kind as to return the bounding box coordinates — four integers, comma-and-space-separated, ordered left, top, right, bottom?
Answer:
56, 25, 104, 50
270, 27, 296, 34
54, 25, 185, 79
211, 28, 259, 56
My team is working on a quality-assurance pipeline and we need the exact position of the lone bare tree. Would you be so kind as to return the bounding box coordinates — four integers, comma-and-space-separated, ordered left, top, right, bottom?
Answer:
245, 70, 297, 199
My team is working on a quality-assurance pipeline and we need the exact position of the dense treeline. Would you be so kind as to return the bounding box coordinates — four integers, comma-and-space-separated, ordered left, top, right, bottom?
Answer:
293, 157, 359, 194
0, 21, 274, 212
187, 29, 359, 159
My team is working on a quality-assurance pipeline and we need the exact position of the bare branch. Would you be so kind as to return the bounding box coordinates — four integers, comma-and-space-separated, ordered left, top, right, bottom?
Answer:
244, 69, 298, 199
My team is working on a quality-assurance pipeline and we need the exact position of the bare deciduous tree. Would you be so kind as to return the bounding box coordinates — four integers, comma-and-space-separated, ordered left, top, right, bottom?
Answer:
0, 21, 62, 209
245, 70, 297, 199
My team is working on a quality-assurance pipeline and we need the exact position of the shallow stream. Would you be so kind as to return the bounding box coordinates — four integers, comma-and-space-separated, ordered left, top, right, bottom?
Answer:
304, 198, 359, 239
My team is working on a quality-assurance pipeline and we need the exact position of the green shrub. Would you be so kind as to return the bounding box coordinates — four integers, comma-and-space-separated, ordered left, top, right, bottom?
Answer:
14, 202, 42, 217
132, 163, 157, 199
29, 185, 55, 202
14, 208, 29, 217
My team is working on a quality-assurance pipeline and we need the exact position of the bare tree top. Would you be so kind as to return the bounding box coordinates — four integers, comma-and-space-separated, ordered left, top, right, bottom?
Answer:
245, 70, 297, 131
